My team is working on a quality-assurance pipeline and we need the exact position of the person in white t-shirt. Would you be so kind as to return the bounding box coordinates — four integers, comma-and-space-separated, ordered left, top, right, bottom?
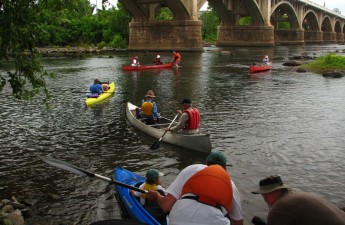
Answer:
148, 151, 244, 225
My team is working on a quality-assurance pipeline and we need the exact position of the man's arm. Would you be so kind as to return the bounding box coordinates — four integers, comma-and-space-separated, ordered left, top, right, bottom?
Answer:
148, 190, 177, 213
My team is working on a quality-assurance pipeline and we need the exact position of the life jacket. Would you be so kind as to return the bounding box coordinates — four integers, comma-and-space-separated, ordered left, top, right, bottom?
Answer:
181, 165, 233, 214
174, 53, 181, 60
141, 101, 154, 116
141, 183, 157, 199
183, 108, 200, 130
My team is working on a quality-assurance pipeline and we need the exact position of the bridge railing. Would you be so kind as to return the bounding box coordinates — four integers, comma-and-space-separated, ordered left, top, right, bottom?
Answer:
297, 0, 345, 19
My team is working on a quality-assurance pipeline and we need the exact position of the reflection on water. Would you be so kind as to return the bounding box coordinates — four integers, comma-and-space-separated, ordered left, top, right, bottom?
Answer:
1, 45, 345, 224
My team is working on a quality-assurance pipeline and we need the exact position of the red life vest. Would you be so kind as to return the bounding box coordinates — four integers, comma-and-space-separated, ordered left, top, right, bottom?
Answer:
183, 108, 200, 130
181, 165, 233, 214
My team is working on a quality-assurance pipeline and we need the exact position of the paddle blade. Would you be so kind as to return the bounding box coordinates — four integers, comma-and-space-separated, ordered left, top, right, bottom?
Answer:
150, 141, 160, 149
41, 156, 94, 177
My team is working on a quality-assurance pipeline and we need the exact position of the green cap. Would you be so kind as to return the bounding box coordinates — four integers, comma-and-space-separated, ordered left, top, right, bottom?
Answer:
146, 169, 160, 182
206, 151, 227, 167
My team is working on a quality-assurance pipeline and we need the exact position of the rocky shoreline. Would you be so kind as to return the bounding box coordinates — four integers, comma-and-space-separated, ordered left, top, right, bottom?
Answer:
36, 47, 126, 57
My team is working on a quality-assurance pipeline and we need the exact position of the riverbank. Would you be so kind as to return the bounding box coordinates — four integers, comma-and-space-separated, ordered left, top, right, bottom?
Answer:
36, 47, 126, 57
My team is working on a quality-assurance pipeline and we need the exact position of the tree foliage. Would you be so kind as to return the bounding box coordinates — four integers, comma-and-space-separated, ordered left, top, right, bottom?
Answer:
0, 0, 130, 104
200, 8, 220, 43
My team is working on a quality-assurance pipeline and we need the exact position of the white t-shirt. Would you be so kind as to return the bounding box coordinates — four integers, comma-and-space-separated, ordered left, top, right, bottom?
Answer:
166, 164, 243, 225
133, 183, 166, 205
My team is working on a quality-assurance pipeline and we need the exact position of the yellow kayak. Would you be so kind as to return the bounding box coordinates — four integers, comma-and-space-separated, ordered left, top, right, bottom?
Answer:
85, 82, 115, 106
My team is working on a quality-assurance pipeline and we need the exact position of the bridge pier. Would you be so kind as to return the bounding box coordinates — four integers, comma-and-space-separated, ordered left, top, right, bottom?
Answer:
274, 29, 304, 45
216, 26, 275, 47
336, 33, 345, 43
304, 31, 323, 44
127, 20, 203, 51
323, 32, 337, 43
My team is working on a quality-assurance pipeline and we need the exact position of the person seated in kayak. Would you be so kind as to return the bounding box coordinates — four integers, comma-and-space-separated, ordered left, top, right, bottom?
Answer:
136, 90, 160, 124
130, 168, 167, 223
131, 56, 140, 66
89, 79, 103, 95
171, 51, 181, 67
101, 83, 110, 92
262, 55, 270, 65
251, 175, 345, 225
166, 98, 200, 134
155, 55, 163, 65
147, 151, 244, 225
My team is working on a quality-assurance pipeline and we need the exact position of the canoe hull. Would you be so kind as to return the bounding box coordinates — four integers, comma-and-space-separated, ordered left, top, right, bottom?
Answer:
122, 62, 174, 71
85, 82, 115, 106
115, 167, 161, 225
250, 64, 272, 73
126, 102, 212, 153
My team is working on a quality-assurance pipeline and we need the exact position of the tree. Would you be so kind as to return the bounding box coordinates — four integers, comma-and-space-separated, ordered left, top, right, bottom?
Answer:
0, 0, 53, 105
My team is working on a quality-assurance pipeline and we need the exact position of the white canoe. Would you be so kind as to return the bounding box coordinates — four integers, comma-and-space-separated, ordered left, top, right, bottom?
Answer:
126, 102, 212, 153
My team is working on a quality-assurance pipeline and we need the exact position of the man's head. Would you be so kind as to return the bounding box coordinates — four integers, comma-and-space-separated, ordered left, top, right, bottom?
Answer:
252, 175, 290, 206
145, 90, 156, 98
94, 79, 100, 84
206, 151, 227, 168
180, 98, 191, 109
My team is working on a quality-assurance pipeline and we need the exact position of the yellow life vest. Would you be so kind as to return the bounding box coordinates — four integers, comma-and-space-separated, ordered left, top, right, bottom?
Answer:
141, 101, 153, 116
141, 183, 157, 199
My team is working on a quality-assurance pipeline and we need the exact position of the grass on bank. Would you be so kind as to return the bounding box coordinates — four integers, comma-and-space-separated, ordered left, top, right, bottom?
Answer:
299, 53, 345, 73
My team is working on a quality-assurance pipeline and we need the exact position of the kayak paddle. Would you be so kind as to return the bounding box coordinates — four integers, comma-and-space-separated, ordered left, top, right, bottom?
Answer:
40, 156, 147, 193
150, 113, 179, 150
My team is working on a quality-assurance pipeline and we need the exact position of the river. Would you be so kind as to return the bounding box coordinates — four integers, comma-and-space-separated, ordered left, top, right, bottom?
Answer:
1, 44, 345, 224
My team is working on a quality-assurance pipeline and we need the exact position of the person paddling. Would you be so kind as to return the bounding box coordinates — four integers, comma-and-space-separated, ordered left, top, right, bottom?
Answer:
171, 51, 181, 67
251, 175, 345, 225
166, 98, 199, 134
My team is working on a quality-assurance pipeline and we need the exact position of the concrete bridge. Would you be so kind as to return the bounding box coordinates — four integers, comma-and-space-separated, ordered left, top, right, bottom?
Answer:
118, 0, 345, 51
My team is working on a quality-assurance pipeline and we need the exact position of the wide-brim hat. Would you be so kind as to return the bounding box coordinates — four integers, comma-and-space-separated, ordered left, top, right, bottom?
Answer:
145, 90, 155, 98
252, 175, 289, 194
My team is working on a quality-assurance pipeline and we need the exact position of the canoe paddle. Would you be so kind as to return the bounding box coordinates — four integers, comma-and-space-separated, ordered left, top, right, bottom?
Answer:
150, 113, 179, 150
40, 156, 147, 193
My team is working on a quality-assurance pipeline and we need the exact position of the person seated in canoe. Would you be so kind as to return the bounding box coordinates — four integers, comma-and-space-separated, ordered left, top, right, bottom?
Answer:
166, 98, 200, 134
155, 55, 163, 65
147, 151, 244, 225
130, 168, 167, 223
89, 79, 103, 95
131, 56, 140, 66
171, 51, 181, 68
262, 55, 271, 65
136, 90, 160, 124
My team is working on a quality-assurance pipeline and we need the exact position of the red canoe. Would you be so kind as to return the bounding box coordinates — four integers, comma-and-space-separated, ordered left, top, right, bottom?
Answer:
250, 64, 272, 73
122, 62, 174, 70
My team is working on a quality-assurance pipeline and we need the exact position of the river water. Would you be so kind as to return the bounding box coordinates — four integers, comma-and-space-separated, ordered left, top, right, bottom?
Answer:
1, 44, 345, 224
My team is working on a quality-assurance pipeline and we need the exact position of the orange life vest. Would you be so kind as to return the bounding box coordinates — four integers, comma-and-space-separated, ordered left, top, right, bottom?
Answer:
141, 101, 153, 116
173, 53, 181, 60
181, 165, 233, 214
183, 108, 200, 130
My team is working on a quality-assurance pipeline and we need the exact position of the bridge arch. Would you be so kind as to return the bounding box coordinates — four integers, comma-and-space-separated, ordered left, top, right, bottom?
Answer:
270, 1, 300, 29
302, 10, 320, 31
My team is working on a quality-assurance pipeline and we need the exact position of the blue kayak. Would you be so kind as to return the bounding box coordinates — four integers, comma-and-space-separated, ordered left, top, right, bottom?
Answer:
114, 167, 166, 225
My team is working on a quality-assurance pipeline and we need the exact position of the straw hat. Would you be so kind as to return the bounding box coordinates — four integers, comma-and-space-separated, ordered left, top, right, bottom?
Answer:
252, 175, 290, 194
145, 90, 155, 98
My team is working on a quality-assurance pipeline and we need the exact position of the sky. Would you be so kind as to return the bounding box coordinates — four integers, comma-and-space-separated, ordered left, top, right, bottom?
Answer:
90, 0, 345, 16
